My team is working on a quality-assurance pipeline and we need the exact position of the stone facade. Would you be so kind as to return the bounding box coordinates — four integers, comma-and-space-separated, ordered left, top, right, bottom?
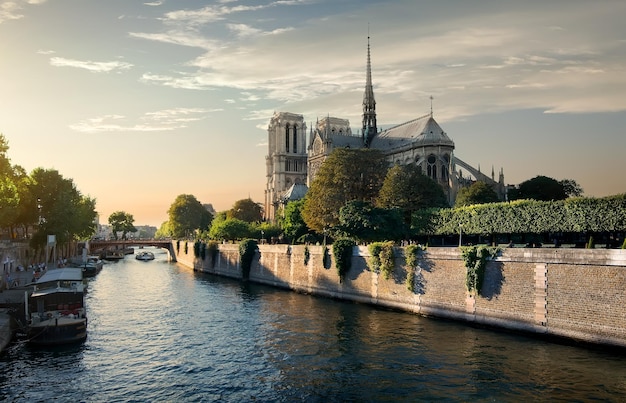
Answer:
175, 243, 626, 349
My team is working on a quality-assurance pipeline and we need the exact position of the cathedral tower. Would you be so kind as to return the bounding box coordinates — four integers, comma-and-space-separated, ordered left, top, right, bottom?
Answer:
264, 112, 307, 220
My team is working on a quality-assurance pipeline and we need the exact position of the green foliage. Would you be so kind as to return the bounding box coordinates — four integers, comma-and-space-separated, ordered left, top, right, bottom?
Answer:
461, 245, 499, 296
336, 200, 405, 242
367, 241, 395, 279
377, 165, 449, 225
332, 238, 356, 281
209, 215, 252, 241
207, 241, 219, 267
405, 270, 415, 292
510, 175, 568, 201
251, 221, 282, 242
228, 198, 263, 223
239, 239, 258, 280
420, 195, 626, 236
454, 181, 499, 207
193, 241, 200, 258
28, 168, 97, 250
176, 240, 180, 253
280, 200, 308, 243
167, 194, 213, 238
586, 236, 595, 249
367, 243, 383, 272
302, 148, 388, 233
622, 238, 626, 249
304, 245, 310, 266
184, 241, 188, 254
404, 244, 423, 269
108, 211, 137, 240
322, 245, 330, 268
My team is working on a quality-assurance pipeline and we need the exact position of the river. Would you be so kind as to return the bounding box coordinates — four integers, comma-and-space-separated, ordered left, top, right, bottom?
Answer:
1, 246, 625, 402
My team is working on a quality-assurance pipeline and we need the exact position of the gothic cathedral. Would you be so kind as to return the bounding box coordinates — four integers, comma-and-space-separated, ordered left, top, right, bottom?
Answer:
264, 37, 506, 221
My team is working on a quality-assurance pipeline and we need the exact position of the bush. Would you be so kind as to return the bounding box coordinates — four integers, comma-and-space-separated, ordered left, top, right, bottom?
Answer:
367, 243, 383, 272
462, 245, 499, 296
239, 239, 258, 280
333, 238, 355, 281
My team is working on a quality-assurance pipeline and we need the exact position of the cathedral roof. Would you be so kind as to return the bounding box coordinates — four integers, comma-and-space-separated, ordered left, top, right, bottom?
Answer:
370, 114, 454, 150
280, 182, 308, 203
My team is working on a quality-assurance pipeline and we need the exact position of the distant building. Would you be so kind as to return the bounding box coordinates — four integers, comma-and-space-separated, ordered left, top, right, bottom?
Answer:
264, 37, 505, 221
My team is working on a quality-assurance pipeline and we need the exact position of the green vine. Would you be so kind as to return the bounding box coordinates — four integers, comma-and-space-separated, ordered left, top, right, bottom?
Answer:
461, 245, 500, 296
200, 242, 206, 260
184, 241, 188, 255
207, 241, 219, 267
405, 270, 415, 292
176, 240, 180, 253
193, 241, 201, 258
622, 238, 626, 249
333, 238, 355, 282
367, 243, 383, 272
379, 242, 395, 280
322, 245, 330, 268
404, 244, 424, 292
239, 239, 258, 280
304, 245, 310, 266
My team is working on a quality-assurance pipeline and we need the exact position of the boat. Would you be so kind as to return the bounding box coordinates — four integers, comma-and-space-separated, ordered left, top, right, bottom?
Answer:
71, 255, 103, 277
26, 267, 87, 346
103, 249, 125, 261
135, 251, 155, 261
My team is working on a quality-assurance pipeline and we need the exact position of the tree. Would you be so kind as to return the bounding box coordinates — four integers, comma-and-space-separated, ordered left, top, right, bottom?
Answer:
108, 211, 137, 240
302, 148, 388, 233
376, 165, 448, 224
560, 179, 583, 197
167, 194, 213, 238
0, 176, 19, 230
335, 200, 405, 242
455, 181, 499, 207
512, 175, 568, 201
228, 198, 263, 223
279, 199, 308, 243
28, 168, 97, 255
208, 215, 251, 241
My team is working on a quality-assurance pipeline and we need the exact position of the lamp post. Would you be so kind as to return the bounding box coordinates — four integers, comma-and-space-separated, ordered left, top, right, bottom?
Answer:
459, 223, 463, 247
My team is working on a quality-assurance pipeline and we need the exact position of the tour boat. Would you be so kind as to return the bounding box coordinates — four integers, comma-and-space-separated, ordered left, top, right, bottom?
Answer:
135, 251, 155, 261
72, 255, 103, 277
26, 267, 87, 346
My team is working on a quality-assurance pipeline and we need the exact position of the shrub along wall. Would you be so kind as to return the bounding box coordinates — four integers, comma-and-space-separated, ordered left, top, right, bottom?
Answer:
174, 242, 626, 349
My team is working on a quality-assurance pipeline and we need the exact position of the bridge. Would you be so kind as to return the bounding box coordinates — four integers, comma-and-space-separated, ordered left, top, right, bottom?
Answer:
78, 239, 176, 261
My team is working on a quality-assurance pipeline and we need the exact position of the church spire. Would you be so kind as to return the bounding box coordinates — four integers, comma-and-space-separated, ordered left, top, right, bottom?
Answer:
362, 34, 377, 147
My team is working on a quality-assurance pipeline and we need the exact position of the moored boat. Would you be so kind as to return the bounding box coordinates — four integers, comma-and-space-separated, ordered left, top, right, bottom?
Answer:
27, 267, 87, 346
71, 255, 103, 277
135, 251, 155, 261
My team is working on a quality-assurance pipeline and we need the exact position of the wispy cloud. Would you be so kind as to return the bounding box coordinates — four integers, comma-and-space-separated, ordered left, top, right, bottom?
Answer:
0, 0, 46, 23
50, 57, 133, 73
70, 108, 219, 133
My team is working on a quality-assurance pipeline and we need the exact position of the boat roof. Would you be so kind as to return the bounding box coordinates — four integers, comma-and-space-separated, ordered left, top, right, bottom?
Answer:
31, 286, 84, 298
36, 267, 83, 283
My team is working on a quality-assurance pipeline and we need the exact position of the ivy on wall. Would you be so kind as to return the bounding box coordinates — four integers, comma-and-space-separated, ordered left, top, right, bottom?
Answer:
333, 238, 355, 281
239, 239, 258, 280
461, 245, 500, 296
367, 241, 395, 279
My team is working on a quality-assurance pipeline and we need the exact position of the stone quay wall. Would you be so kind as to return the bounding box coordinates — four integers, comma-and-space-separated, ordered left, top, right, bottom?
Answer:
173, 242, 626, 349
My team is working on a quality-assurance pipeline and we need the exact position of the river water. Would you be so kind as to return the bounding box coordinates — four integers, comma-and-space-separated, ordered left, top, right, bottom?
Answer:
1, 246, 625, 402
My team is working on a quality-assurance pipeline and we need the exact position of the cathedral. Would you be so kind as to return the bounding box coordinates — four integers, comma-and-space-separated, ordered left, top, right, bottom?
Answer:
264, 38, 506, 221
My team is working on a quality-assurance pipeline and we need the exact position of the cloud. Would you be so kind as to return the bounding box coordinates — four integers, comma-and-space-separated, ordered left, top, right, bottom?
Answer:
70, 108, 218, 133
0, 0, 47, 24
50, 57, 134, 73
128, 1, 626, 125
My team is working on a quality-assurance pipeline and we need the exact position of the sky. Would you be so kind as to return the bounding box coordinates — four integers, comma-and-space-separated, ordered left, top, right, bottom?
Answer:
1, 0, 625, 227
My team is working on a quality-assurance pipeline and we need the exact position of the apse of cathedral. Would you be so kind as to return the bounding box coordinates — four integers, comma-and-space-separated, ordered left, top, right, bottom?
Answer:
264, 37, 506, 221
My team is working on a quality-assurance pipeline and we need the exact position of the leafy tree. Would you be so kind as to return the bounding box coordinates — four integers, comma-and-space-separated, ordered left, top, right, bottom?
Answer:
560, 179, 583, 197
209, 215, 251, 241
28, 168, 97, 255
228, 198, 263, 223
0, 176, 19, 230
108, 211, 137, 240
511, 175, 567, 201
279, 199, 308, 243
155, 221, 172, 239
167, 194, 213, 238
335, 200, 405, 242
302, 148, 388, 233
376, 164, 448, 225
250, 221, 282, 243
455, 181, 499, 207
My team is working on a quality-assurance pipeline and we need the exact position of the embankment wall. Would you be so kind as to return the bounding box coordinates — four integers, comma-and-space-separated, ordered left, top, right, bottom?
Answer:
173, 242, 626, 349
